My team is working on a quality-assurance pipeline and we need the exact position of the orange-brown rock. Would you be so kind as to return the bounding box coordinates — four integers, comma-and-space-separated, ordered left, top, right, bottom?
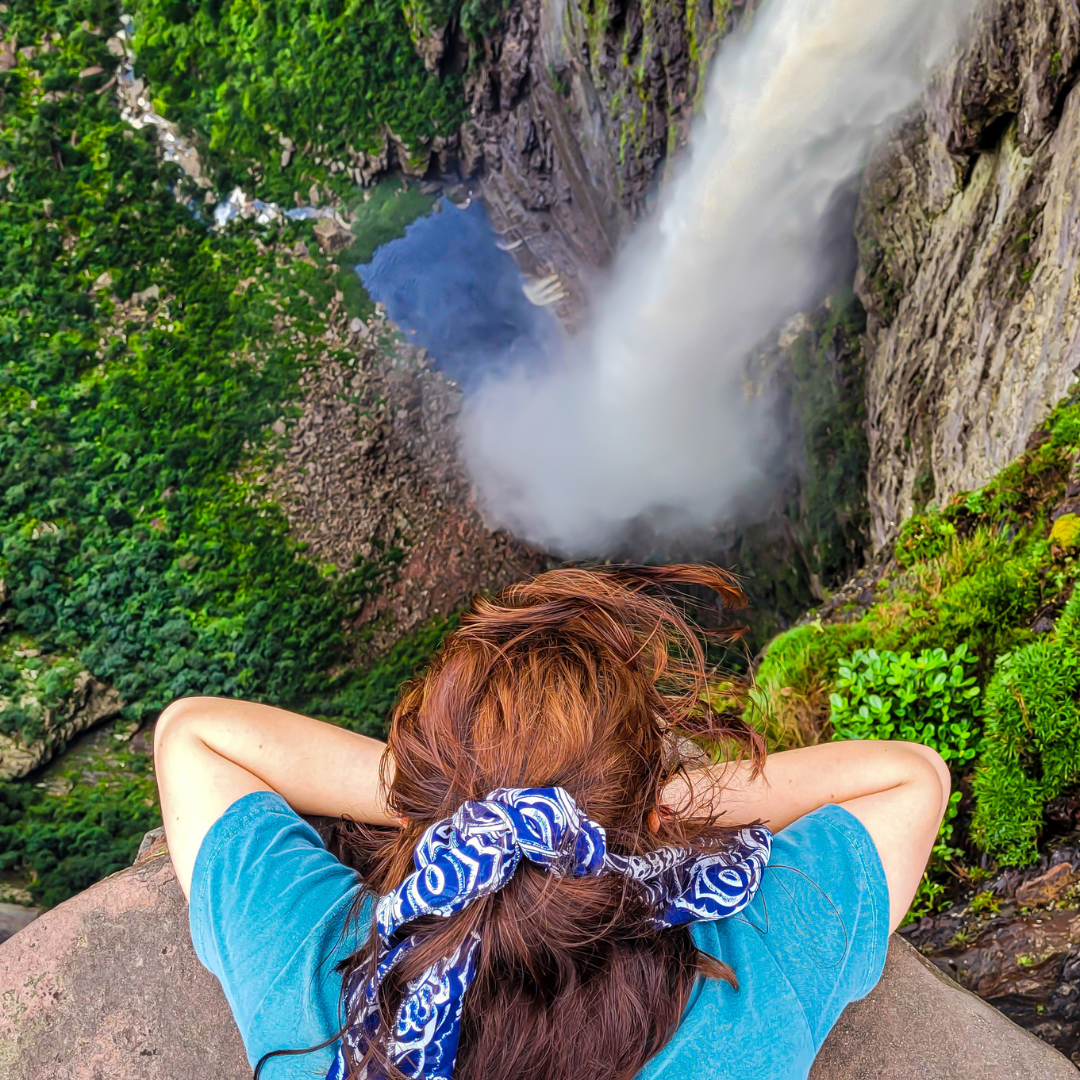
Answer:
1017, 863, 1080, 908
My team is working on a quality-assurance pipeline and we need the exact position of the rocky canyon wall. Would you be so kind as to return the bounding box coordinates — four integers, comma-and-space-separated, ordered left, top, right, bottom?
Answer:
454, 0, 753, 324
856, 0, 1080, 549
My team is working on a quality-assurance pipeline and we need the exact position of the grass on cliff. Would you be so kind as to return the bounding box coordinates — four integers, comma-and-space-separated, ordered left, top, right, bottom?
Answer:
751, 398, 1080, 914
0, 1, 456, 906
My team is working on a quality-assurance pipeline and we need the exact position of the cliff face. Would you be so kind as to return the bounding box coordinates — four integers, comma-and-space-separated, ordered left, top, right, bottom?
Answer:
455, 0, 751, 324
856, 0, 1080, 549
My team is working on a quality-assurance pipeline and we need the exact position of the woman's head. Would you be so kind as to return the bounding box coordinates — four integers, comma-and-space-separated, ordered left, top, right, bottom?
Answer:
338, 564, 763, 1080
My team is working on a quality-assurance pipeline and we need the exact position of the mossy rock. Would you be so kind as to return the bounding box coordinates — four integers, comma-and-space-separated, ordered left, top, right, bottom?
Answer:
1049, 513, 1080, 551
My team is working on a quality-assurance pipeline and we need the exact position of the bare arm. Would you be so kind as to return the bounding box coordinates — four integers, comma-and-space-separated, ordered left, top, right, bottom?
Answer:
154, 697, 395, 899
664, 740, 951, 930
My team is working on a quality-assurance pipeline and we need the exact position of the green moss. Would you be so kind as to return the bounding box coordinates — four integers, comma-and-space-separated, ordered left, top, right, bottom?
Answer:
971, 591, 1080, 865
1050, 513, 1080, 551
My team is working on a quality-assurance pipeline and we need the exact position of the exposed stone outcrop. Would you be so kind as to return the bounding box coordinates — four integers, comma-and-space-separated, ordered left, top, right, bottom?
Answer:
2, 838, 1076, 1079
263, 302, 547, 657
902, 832, 1080, 1065
0, 671, 122, 781
855, 0, 1080, 548
0, 846, 248, 1079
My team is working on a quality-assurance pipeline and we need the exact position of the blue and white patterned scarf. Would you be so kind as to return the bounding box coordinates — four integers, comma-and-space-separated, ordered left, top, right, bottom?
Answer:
326, 786, 771, 1080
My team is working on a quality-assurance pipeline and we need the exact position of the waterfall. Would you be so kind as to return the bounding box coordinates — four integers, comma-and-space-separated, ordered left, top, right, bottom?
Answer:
462, 0, 978, 555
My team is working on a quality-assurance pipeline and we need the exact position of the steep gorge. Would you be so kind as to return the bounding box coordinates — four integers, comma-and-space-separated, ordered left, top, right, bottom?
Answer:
855, 0, 1080, 548
9, 0, 1080, 1071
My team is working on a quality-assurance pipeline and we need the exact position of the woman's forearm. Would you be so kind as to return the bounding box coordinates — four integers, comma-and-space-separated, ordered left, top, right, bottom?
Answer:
157, 696, 394, 820
155, 697, 395, 897
678, 740, 952, 831
664, 739, 952, 930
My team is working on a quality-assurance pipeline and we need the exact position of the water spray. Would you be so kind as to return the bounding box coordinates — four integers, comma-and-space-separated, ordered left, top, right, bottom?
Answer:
463, 0, 978, 555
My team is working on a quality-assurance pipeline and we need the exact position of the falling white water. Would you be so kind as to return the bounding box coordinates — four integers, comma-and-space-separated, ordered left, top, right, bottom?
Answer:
463, 0, 978, 555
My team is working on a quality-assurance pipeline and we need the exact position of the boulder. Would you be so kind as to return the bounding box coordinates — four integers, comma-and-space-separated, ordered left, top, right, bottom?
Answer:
0, 846, 1075, 1079
0, 846, 248, 1079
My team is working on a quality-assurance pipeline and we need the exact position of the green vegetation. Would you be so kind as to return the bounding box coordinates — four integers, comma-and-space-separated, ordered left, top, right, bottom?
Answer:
829, 644, 977, 917
311, 612, 460, 737
1, 9, 361, 730
829, 645, 981, 766
753, 396, 1080, 913
0, 748, 158, 908
786, 290, 870, 587
0, 636, 83, 743
971, 592, 1080, 865
130, 0, 465, 199
0, 0, 457, 906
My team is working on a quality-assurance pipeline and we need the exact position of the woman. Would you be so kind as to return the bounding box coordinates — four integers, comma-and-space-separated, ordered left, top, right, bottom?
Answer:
155, 565, 949, 1080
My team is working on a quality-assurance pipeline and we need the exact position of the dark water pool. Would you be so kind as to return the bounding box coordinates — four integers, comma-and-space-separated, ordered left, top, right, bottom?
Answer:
355, 198, 559, 390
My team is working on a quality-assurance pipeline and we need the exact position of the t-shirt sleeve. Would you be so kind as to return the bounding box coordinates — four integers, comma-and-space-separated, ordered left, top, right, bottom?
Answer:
757, 802, 891, 1046
188, 790, 371, 1071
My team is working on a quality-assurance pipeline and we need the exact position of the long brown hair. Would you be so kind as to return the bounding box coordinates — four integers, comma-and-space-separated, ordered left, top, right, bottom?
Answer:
317, 565, 762, 1080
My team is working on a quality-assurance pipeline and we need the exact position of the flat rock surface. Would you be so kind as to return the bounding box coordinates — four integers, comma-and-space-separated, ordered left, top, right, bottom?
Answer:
0, 851, 1076, 1079
0, 851, 248, 1080
811, 936, 1079, 1080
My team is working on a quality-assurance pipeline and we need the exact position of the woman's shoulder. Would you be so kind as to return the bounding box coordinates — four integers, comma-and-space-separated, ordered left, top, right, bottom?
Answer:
189, 790, 372, 1078
638, 804, 891, 1080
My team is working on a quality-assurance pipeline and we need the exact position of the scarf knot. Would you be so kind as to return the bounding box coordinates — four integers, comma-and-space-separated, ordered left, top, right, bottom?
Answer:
328, 786, 771, 1080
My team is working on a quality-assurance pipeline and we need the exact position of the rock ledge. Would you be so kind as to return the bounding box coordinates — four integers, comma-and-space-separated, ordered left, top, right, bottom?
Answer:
0, 849, 1075, 1079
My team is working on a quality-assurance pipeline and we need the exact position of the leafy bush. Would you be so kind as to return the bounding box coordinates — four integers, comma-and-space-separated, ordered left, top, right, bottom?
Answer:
829, 644, 980, 919
829, 645, 981, 766
972, 592, 1080, 866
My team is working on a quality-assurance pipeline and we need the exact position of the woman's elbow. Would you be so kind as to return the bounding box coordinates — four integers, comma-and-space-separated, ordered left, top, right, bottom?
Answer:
153, 696, 215, 760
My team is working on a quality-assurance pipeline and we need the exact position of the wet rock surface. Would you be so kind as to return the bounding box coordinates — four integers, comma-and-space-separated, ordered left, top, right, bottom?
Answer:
2, 837, 1076, 1079
902, 833, 1080, 1065
457, 0, 754, 327
856, 0, 1080, 548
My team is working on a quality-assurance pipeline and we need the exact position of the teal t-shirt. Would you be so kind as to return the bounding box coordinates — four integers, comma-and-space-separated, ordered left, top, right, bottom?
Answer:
189, 792, 889, 1080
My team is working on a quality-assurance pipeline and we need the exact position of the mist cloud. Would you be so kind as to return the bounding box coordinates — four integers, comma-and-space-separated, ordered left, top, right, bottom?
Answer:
463, 0, 978, 555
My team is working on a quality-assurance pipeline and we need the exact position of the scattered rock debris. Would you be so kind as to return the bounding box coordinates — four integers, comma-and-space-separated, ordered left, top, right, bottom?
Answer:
263, 304, 548, 658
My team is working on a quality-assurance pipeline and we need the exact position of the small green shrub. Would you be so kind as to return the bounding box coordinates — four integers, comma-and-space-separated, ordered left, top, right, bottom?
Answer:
830, 644, 979, 920
971, 592, 1080, 866
897, 508, 956, 567
829, 645, 981, 766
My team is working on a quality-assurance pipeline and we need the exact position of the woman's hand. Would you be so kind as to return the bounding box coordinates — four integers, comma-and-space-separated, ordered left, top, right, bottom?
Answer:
154, 697, 397, 899
663, 740, 951, 931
